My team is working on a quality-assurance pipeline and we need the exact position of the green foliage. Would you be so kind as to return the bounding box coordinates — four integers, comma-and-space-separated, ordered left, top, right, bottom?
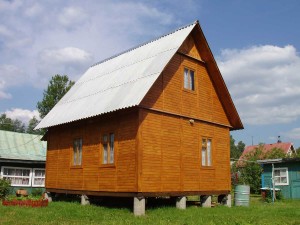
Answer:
264, 190, 284, 203
31, 188, 43, 197
0, 114, 25, 133
294, 147, 300, 158
263, 147, 286, 159
0, 178, 11, 199
37, 74, 75, 118
230, 135, 245, 160
26, 116, 43, 135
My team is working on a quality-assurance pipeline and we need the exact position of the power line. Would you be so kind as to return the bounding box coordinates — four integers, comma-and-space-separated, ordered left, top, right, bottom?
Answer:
0, 134, 44, 151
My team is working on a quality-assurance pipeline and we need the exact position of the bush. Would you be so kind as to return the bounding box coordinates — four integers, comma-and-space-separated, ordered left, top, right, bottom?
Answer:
264, 190, 284, 202
0, 178, 11, 199
31, 188, 44, 197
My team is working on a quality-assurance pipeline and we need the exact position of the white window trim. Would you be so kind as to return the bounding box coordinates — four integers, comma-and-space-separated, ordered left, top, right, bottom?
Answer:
32, 168, 46, 187
0, 166, 45, 187
273, 167, 289, 186
0, 166, 32, 187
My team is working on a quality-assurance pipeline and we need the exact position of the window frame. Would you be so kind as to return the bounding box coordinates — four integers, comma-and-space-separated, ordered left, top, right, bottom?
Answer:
273, 167, 289, 186
32, 168, 46, 187
201, 137, 213, 167
0, 166, 32, 187
183, 67, 196, 92
73, 138, 83, 166
101, 132, 115, 165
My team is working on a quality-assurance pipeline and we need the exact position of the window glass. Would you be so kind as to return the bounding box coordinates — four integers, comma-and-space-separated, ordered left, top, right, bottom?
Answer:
110, 133, 114, 164
183, 68, 195, 91
207, 139, 211, 166
73, 139, 82, 166
201, 138, 212, 166
102, 133, 114, 164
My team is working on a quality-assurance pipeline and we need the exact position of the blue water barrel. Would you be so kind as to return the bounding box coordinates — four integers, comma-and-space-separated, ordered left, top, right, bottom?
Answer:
234, 185, 250, 206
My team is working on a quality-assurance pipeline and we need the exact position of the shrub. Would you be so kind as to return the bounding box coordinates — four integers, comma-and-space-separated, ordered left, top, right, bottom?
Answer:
264, 190, 284, 202
0, 178, 11, 199
31, 188, 43, 197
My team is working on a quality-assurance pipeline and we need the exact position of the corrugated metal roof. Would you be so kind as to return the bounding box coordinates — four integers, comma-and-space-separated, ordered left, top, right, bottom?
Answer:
0, 130, 46, 161
36, 22, 197, 129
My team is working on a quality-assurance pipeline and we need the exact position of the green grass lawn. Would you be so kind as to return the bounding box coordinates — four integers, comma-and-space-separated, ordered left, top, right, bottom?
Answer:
0, 196, 299, 225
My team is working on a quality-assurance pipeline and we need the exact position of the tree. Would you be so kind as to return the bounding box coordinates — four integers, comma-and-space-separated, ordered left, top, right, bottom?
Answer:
37, 75, 75, 118
0, 114, 25, 133
27, 116, 42, 135
230, 135, 245, 160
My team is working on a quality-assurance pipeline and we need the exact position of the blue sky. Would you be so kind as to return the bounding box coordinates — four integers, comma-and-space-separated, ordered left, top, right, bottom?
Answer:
1, 0, 300, 148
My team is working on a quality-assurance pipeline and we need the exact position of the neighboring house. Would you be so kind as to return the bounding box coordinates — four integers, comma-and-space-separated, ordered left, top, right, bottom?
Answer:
258, 158, 300, 199
239, 141, 295, 162
36, 21, 243, 214
0, 130, 46, 194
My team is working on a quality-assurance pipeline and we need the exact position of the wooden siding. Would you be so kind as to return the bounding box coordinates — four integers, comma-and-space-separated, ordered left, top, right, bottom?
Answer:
141, 34, 230, 127
139, 109, 231, 193
45, 110, 138, 193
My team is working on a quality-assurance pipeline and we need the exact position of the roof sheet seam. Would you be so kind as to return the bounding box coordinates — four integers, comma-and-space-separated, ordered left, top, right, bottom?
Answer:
59, 71, 160, 105
74, 47, 178, 86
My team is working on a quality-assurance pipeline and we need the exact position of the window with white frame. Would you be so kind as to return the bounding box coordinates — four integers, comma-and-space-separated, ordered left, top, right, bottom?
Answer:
0, 167, 45, 187
183, 68, 195, 91
32, 169, 45, 187
201, 137, 212, 166
274, 167, 289, 185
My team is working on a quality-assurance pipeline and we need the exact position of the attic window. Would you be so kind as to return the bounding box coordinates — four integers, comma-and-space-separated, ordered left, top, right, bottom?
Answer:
184, 68, 195, 91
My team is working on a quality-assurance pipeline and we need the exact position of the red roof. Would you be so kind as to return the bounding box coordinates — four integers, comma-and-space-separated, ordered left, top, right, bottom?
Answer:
241, 142, 294, 159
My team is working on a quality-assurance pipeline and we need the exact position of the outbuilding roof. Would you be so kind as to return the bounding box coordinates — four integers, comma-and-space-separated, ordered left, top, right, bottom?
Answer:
242, 142, 294, 157
36, 20, 243, 130
0, 130, 46, 162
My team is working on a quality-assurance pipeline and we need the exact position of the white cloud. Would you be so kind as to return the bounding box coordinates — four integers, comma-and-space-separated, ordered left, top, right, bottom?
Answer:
37, 47, 94, 84
284, 128, 300, 140
58, 7, 87, 28
219, 45, 300, 125
24, 2, 43, 17
4, 108, 40, 125
0, 64, 28, 99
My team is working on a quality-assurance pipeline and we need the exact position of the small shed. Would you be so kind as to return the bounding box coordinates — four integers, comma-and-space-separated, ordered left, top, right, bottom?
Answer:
258, 158, 300, 199
0, 130, 47, 194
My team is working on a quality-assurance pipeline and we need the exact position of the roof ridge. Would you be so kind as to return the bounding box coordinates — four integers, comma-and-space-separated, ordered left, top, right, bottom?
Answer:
91, 20, 198, 68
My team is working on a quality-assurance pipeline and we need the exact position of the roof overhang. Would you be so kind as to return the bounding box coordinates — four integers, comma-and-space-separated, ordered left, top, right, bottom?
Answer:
0, 158, 45, 164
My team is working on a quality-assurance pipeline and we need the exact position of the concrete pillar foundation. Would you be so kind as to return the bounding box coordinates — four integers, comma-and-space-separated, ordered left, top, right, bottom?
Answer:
134, 197, 145, 216
43, 192, 52, 202
218, 194, 231, 207
176, 196, 187, 210
81, 195, 90, 205
200, 195, 211, 208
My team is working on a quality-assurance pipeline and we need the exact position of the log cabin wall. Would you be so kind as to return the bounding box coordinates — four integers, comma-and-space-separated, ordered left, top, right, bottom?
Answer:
138, 33, 231, 193
45, 109, 138, 193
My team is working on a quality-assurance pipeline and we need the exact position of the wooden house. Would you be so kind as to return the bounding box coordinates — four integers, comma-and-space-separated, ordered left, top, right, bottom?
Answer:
258, 158, 300, 199
0, 130, 46, 194
36, 21, 243, 215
